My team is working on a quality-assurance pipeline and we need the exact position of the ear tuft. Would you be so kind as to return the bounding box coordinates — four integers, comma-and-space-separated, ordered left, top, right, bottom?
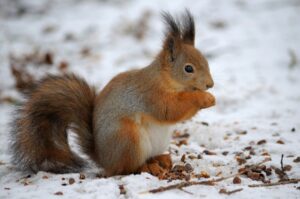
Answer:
161, 12, 181, 62
161, 10, 196, 62
162, 11, 181, 38
182, 10, 195, 45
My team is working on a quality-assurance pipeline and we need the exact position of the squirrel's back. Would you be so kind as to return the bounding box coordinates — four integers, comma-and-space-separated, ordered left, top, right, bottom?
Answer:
10, 74, 96, 173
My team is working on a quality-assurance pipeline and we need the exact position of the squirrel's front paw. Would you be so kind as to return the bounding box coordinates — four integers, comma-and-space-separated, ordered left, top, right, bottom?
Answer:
199, 92, 216, 108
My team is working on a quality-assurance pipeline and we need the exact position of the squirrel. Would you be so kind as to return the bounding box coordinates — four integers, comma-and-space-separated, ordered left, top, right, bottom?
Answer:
10, 11, 215, 176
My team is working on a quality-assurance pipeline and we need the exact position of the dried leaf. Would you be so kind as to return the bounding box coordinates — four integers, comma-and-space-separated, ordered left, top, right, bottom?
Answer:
293, 157, 300, 163
119, 184, 126, 195
257, 140, 266, 145
203, 150, 216, 155
68, 178, 75, 185
276, 140, 285, 144
79, 173, 86, 180
54, 191, 63, 195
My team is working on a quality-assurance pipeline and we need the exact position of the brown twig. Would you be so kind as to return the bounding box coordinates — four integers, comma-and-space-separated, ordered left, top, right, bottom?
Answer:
248, 179, 300, 187
280, 154, 284, 171
179, 187, 193, 195
141, 158, 271, 194
219, 188, 243, 195
227, 188, 243, 195
143, 180, 215, 194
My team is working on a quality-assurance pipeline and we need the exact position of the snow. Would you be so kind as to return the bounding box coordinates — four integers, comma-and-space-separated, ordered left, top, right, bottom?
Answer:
0, 0, 300, 198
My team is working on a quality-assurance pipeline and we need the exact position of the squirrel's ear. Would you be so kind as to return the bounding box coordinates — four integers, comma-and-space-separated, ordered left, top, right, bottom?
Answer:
162, 12, 182, 62
182, 10, 195, 45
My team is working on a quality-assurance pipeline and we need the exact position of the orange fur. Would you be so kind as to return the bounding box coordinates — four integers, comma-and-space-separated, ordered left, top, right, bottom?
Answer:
104, 117, 142, 176
142, 79, 215, 124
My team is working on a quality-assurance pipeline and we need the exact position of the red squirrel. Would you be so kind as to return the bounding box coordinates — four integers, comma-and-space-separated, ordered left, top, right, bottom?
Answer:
10, 11, 215, 176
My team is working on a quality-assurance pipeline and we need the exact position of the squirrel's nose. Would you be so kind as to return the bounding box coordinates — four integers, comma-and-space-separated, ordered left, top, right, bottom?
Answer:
206, 80, 214, 89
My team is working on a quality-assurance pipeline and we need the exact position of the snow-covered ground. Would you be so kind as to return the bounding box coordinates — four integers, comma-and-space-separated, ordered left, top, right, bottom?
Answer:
0, 0, 300, 198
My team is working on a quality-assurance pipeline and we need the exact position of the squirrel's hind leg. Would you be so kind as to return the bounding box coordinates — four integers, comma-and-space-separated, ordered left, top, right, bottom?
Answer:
99, 117, 145, 176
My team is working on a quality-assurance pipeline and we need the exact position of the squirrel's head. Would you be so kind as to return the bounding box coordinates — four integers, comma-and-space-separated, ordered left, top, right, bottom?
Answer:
158, 11, 214, 91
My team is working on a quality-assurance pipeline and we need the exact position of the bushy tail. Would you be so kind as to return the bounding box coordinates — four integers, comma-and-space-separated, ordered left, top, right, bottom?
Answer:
10, 74, 96, 173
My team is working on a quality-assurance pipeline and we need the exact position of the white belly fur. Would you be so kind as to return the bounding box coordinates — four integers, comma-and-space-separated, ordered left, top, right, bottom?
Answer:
135, 115, 173, 161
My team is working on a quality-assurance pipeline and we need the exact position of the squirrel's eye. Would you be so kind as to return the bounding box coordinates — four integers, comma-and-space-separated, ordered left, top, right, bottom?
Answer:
184, 65, 194, 73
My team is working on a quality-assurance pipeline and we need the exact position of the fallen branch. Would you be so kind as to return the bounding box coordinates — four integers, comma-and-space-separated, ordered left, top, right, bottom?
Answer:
141, 158, 271, 194
143, 180, 215, 194
248, 179, 300, 187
